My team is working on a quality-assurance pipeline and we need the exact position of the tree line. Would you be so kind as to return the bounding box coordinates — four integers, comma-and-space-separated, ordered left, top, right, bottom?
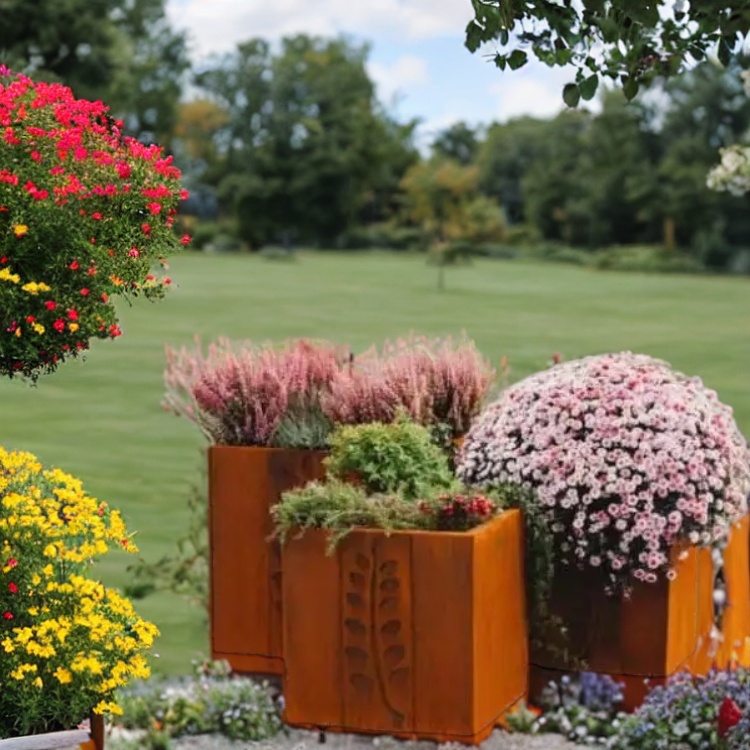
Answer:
4, 0, 750, 270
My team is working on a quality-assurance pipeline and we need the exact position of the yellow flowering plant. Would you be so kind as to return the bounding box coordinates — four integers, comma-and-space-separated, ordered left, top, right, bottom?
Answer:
0, 447, 159, 738
0, 67, 189, 381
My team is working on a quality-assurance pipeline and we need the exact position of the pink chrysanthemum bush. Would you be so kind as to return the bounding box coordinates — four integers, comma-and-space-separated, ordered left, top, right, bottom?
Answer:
322, 333, 496, 439
457, 352, 750, 588
163, 337, 348, 447
0, 68, 188, 380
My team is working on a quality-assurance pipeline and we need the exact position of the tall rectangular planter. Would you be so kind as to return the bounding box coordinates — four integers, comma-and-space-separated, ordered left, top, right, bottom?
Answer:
281, 510, 527, 745
208, 445, 327, 675
530, 515, 750, 710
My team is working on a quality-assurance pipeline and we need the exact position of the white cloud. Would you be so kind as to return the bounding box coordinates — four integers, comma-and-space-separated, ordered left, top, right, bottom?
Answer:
488, 67, 569, 122
487, 62, 606, 122
368, 55, 429, 107
167, 0, 471, 59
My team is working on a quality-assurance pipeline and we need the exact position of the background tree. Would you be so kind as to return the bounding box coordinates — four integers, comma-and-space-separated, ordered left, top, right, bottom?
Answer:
633, 59, 750, 262
401, 158, 505, 288
431, 121, 480, 165
195, 35, 416, 249
465, 0, 750, 104
477, 116, 550, 224
571, 91, 655, 247
520, 110, 590, 244
0, 0, 188, 145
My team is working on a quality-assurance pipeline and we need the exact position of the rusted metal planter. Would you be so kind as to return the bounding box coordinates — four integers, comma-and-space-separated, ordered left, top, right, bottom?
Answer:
530, 515, 750, 709
281, 509, 528, 744
208, 445, 327, 676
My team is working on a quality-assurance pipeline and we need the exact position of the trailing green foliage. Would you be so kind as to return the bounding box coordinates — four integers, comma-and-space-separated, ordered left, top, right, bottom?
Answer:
273, 479, 523, 551
272, 479, 426, 549
325, 418, 453, 498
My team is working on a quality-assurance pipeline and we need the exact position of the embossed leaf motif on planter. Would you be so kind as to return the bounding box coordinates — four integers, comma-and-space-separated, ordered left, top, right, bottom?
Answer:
342, 543, 412, 727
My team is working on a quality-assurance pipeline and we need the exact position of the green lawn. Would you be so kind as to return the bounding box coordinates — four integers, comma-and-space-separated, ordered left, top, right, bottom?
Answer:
1, 251, 748, 674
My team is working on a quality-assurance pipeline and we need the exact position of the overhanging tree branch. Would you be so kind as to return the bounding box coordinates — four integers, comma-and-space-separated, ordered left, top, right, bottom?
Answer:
465, 0, 750, 103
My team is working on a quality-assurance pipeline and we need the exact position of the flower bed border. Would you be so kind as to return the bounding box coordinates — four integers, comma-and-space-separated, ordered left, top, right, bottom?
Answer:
0, 713, 104, 749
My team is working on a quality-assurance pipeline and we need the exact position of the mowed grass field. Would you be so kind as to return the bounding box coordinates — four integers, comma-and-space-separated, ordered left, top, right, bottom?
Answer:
1, 250, 749, 674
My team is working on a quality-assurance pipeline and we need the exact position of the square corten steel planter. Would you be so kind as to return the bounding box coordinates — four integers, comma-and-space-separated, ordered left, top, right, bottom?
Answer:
208, 445, 327, 676
281, 509, 528, 745
0, 714, 104, 749
530, 515, 750, 710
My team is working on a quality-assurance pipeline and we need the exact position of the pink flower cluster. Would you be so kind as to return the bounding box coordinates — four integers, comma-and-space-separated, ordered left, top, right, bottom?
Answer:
323, 333, 495, 437
457, 352, 750, 586
163, 337, 346, 445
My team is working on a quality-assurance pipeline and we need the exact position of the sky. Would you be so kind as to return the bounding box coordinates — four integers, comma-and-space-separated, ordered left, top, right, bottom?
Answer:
165, 0, 575, 145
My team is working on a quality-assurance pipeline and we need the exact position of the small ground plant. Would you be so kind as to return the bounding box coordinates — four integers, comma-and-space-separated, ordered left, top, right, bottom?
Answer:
506, 673, 625, 745
611, 669, 750, 749
112, 660, 282, 748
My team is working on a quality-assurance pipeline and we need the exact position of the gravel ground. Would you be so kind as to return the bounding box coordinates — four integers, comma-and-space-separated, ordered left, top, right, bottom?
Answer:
166, 728, 583, 750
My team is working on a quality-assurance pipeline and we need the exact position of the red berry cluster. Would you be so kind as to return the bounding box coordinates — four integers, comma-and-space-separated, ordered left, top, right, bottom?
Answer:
419, 492, 497, 531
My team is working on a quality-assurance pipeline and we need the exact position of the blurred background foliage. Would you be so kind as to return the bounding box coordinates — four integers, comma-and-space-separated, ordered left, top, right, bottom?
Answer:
3, 0, 750, 273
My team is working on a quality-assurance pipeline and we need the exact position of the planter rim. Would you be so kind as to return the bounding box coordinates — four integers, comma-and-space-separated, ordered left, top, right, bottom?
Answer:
283, 508, 518, 543
209, 444, 328, 454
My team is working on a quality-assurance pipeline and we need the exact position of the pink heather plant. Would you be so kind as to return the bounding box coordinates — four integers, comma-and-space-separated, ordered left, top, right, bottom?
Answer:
323, 333, 496, 437
457, 352, 750, 588
163, 337, 347, 446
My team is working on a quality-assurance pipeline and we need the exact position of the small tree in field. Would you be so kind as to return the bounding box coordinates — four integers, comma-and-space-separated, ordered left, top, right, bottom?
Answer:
401, 159, 505, 290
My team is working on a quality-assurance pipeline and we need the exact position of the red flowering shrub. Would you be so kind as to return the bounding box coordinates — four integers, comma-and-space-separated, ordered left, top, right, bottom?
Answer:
0, 68, 188, 380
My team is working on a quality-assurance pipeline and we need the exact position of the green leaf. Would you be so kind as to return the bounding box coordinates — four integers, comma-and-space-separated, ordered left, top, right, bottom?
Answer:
717, 36, 733, 66
493, 53, 508, 71
507, 50, 528, 70
579, 73, 599, 101
465, 21, 484, 53
562, 83, 581, 108
622, 75, 639, 101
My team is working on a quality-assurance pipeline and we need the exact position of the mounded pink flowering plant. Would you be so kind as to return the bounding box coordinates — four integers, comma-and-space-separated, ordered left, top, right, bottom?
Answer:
0, 68, 188, 380
457, 352, 750, 588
